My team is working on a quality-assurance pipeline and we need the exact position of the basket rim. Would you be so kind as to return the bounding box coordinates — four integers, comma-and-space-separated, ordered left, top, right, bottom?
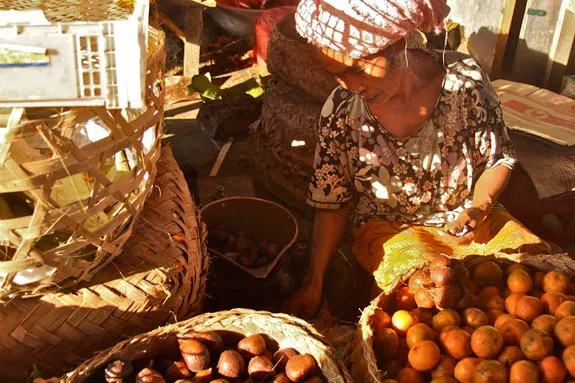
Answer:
63, 308, 353, 383
199, 196, 299, 278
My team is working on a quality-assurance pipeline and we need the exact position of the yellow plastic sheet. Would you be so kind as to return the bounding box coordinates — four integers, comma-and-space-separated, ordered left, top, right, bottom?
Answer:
352, 206, 552, 292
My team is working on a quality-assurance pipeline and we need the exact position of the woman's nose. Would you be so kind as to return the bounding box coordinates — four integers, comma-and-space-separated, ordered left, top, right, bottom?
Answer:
336, 76, 367, 95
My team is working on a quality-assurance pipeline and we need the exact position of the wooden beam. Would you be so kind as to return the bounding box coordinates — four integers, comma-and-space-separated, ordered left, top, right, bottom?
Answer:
491, 0, 518, 79
158, 11, 186, 43
184, 5, 203, 78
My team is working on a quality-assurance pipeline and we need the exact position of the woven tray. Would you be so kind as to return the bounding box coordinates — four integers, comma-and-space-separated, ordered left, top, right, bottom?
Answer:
0, 28, 166, 301
62, 308, 353, 383
0, 145, 209, 383
346, 252, 575, 383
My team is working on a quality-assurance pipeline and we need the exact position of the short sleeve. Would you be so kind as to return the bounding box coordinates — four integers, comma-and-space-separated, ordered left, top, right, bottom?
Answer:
469, 72, 518, 173
307, 89, 354, 209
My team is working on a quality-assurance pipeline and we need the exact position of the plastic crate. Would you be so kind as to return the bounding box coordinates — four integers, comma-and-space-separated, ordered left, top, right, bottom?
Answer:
0, 0, 149, 109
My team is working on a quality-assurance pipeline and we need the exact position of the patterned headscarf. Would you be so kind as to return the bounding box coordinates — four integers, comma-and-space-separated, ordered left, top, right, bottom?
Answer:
295, 0, 450, 59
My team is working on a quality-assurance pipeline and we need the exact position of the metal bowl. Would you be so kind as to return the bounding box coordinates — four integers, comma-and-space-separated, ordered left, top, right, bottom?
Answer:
200, 196, 299, 278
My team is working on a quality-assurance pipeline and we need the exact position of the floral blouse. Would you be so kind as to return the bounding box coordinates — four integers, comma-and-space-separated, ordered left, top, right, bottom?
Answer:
307, 51, 517, 227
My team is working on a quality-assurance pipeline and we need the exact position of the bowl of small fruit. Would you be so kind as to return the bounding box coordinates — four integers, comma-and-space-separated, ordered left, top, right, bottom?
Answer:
201, 196, 298, 278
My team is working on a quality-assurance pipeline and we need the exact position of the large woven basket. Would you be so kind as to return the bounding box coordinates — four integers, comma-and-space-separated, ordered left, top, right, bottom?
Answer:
0, 145, 209, 383
266, 12, 338, 103
0, 29, 166, 301
62, 308, 353, 383
346, 251, 575, 383
247, 78, 320, 214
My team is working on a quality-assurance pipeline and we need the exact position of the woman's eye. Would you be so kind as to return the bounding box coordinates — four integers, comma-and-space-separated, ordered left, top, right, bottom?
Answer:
348, 66, 364, 75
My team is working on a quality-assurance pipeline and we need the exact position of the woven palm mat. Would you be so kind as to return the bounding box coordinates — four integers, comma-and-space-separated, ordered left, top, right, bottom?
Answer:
0, 145, 208, 383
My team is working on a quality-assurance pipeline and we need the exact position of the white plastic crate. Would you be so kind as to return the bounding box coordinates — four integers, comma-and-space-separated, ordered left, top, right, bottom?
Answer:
0, 0, 149, 109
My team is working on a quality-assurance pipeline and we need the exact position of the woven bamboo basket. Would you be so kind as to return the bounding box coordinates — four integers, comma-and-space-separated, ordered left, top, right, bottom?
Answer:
246, 78, 320, 214
62, 308, 353, 383
0, 145, 209, 382
266, 12, 338, 103
346, 251, 575, 383
0, 29, 166, 301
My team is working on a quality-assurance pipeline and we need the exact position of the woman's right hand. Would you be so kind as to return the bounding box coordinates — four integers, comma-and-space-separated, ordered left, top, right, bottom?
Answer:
282, 279, 323, 319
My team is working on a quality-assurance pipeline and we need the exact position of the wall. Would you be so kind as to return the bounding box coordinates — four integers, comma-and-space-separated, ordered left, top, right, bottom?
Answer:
447, 0, 515, 78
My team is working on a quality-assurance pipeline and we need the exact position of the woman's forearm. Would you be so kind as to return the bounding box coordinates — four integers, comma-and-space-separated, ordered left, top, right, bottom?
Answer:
472, 165, 512, 211
305, 205, 352, 288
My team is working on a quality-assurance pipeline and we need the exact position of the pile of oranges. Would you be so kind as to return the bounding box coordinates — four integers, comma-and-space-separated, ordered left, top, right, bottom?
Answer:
372, 255, 575, 383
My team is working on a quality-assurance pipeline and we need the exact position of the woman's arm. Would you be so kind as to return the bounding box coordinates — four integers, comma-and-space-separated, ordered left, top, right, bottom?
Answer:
470, 163, 512, 212
282, 205, 352, 318
443, 164, 512, 244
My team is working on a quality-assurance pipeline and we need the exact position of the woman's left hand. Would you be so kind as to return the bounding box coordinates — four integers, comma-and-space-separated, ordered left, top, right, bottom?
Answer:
442, 207, 489, 245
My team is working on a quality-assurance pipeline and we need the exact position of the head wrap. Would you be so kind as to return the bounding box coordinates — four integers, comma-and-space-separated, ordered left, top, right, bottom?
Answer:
295, 0, 450, 59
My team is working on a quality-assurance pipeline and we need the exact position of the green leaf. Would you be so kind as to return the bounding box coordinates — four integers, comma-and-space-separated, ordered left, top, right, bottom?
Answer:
224, 77, 264, 99
189, 74, 223, 100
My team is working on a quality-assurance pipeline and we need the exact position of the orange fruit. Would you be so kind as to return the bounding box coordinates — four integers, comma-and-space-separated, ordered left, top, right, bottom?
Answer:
442, 328, 472, 360
380, 359, 402, 379
487, 309, 507, 325
474, 261, 503, 287
481, 294, 505, 312
531, 314, 557, 336
499, 318, 530, 346
470, 325, 503, 359
396, 367, 425, 383
514, 295, 544, 323
533, 271, 545, 289
395, 286, 417, 310
506, 263, 532, 276
562, 345, 575, 377
505, 292, 526, 316
478, 286, 502, 300
410, 307, 434, 323
468, 280, 479, 293
461, 308, 488, 329
432, 309, 460, 332
431, 354, 456, 378
373, 327, 399, 360
540, 291, 567, 315
501, 287, 512, 298
509, 360, 540, 383
406, 323, 435, 349
498, 345, 525, 368
438, 325, 459, 347
538, 355, 566, 383
542, 271, 570, 294
407, 340, 441, 371
462, 326, 474, 336
508, 270, 533, 293
372, 309, 392, 330
473, 360, 508, 383
555, 316, 575, 347
429, 377, 457, 383
494, 313, 514, 330
453, 357, 481, 383
396, 337, 409, 364
555, 301, 575, 319
520, 329, 554, 361
392, 310, 419, 335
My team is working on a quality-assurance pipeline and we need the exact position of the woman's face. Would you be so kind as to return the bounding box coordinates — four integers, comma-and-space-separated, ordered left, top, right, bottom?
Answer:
317, 39, 406, 103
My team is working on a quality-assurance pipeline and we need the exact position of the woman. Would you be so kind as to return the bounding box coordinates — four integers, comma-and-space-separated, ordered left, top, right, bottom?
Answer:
283, 0, 552, 318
